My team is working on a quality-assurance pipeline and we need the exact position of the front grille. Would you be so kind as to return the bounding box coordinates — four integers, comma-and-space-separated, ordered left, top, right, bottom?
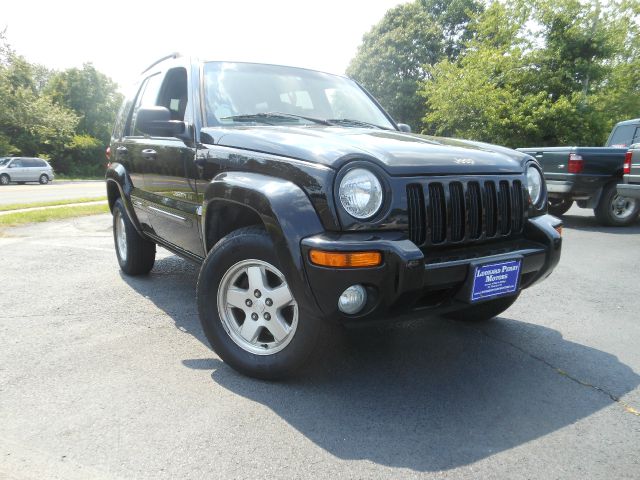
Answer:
407, 177, 525, 247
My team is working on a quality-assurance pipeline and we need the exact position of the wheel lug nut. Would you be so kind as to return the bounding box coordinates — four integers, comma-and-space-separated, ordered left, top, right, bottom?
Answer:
264, 312, 271, 321
254, 289, 261, 298
251, 313, 259, 321
265, 298, 273, 307
245, 299, 253, 307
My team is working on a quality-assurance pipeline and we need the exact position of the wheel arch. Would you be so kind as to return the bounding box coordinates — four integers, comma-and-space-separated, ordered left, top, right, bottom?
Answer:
202, 171, 325, 315
105, 163, 144, 235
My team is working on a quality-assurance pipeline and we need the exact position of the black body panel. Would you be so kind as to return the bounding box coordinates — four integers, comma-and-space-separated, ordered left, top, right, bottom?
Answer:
105, 57, 562, 327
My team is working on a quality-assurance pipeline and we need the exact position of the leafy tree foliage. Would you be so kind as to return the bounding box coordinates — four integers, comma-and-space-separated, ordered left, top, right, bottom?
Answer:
421, 0, 640, 147
0, 35, 78, 159
346, 0, 483, 128
0, 32, 121, 175
46, 64, 122, 143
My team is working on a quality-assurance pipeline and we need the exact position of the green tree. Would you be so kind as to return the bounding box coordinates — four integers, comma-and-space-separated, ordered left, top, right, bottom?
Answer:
0, 33, 78, 158
46, 63, 122, 143
346, 0, 483, 128
421, 0, 640, 147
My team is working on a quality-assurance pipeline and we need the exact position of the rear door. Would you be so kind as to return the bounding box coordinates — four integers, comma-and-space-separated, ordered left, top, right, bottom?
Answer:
131, 66, 204, 258
116, 73, 165, 234
22, 158, 40, 181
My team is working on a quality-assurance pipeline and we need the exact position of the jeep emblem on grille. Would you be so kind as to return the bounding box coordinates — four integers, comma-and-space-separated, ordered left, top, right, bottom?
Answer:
454, 158, 475, 164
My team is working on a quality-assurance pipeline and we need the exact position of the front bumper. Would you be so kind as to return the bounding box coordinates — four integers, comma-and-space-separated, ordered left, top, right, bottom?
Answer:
617, 183, 640, 200
545, 174, 610, 200
546, 180, 573, 194
301, 215, 562, 323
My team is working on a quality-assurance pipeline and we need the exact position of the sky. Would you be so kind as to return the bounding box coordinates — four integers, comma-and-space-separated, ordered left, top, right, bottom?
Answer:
2, 0, 409, 90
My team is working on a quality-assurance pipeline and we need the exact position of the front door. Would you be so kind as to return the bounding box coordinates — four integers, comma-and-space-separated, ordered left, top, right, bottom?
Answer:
135, 66, 204, 258
8, 159, 26, 181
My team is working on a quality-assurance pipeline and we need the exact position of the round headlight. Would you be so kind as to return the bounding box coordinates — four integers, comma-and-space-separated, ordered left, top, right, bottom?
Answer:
339, 168, 383, 219
526, 165, 543, 206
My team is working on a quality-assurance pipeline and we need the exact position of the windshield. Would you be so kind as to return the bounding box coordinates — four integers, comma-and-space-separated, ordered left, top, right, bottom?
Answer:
0, 158, 11, 167
203, 62, 395, 130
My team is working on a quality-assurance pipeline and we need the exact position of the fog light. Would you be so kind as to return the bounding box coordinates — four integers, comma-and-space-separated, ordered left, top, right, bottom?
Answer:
338, 285, 367, 314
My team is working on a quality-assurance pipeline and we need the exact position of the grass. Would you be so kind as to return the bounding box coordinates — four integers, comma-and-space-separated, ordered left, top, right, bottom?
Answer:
0, 203, 110, 227
0, 196, 107, 212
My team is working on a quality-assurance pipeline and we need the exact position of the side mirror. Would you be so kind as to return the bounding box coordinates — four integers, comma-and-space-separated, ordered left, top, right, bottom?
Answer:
397, 123, 412, 133
136, 106, 185, 137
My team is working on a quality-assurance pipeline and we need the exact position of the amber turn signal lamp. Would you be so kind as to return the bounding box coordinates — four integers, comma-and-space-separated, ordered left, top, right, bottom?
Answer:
309, 250, 382, 268
554, 225, 563, 236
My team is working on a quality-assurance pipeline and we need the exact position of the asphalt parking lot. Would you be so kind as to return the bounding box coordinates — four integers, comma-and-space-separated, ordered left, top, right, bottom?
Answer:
1, 206, 639, 479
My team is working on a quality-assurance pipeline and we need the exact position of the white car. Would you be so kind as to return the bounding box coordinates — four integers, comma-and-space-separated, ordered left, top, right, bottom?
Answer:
0, 157, 54, 185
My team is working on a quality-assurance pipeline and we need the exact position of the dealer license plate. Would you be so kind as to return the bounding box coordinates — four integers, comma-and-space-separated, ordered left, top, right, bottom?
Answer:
471, 260, 521, 302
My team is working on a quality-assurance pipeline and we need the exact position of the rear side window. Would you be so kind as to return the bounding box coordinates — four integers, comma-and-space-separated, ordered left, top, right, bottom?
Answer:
23, 159, 44, 167
607, 125, 638, 147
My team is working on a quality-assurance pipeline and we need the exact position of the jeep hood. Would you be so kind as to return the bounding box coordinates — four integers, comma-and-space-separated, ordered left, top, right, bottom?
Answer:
201, 126, 528, 175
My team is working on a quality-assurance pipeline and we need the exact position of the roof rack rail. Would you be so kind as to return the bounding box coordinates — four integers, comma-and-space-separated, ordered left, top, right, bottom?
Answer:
141, 52, 181, 74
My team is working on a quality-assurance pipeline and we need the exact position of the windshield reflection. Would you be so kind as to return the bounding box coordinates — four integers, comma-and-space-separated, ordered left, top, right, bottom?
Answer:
203, 62, 395, 130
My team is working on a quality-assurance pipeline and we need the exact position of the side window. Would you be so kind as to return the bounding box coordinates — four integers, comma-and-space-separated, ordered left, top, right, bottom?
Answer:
127, 73, 164, 137
11, 159, 23, 168
632, 128, 640, 146
608, 125, 635, 147
23, 159, 37, 167
157, 68, 188, 122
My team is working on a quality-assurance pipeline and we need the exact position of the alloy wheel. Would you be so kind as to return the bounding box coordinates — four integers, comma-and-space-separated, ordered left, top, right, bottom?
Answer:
217, 259, 298, 355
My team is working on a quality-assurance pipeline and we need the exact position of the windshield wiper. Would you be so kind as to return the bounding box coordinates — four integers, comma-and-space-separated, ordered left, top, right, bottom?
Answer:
220, 112, 331, 126
326, 118, 391, 130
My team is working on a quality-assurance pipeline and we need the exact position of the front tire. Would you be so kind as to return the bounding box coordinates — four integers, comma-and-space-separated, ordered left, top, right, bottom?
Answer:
197, 226, 326, 380
39, 174, 49, 185
0, 174, 9, 186
594, 182, 640, 227
444, 294, 520, 322
112, 198, 156, 275
548, 198, 573, 216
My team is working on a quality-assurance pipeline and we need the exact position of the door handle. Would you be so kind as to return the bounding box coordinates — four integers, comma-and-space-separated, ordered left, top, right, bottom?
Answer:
142, 149, 157, 160
116, 146, 128, 156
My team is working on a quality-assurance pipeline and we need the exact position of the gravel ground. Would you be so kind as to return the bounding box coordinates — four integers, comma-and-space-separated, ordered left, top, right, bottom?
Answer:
0, 206, 638, 479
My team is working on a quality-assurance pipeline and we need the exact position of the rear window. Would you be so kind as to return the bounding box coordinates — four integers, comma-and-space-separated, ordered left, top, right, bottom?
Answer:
607, 124, 638, 147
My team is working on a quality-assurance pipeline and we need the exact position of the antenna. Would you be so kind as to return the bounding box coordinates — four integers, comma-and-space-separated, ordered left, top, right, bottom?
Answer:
141, 52, 181, 74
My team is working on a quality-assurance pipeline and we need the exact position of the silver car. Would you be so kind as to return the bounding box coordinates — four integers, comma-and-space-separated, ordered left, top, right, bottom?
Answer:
0, 157, 55, 185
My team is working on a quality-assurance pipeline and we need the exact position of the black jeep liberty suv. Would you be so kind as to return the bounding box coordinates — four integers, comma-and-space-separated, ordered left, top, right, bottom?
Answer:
107, 54, 562, 379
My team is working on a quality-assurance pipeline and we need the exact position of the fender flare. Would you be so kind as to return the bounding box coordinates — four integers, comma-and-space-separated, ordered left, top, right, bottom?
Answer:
203, 172, 325, 315
105, 163, 144, 235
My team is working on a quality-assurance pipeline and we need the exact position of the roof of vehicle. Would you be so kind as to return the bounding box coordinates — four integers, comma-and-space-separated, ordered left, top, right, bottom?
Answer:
145, 54, 348, 80
4, 157, 50, 162
614, 118, 640, 126
201, 60, 348, 79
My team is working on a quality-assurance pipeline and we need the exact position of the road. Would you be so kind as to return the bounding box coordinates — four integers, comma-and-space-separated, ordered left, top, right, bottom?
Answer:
0, 180, 105, 205
0, 206, 638, 479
